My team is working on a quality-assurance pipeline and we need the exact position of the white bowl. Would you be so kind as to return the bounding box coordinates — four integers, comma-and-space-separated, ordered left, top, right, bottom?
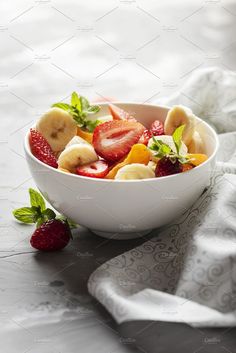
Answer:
24, 103, 219, 240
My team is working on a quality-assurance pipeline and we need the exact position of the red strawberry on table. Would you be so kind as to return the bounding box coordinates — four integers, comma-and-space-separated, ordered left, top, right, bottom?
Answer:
76, 160, 109, 178
13, 188, 74, 252
30, 219, 70, 251
108, 104, 137, 122
150, 120, 164, 136
155, 157, 183, 177
93, 120, 145, 162
30, 128, 58, 168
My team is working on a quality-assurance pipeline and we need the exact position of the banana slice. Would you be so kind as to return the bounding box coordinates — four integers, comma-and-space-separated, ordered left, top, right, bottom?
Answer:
115, 163, 155, 180
164, 105, 196, 145
58, 144, 98, 173
36, 107, 77, 152
148, 135, 188, 162
66, 136, 90, 148
148, 160, 157, 172
58, 167, 71, 174
187, 131, 205, 154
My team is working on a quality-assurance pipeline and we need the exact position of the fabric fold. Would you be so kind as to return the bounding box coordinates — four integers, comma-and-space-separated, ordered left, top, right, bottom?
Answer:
88, 68, 236, 328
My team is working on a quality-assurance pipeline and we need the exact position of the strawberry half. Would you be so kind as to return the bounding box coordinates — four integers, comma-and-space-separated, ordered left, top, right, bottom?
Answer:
93, 120, 145, 162
108, 104, 137, 122
30, 129, 58, 168
76, 160, 109, 178
150, 120, 164, 136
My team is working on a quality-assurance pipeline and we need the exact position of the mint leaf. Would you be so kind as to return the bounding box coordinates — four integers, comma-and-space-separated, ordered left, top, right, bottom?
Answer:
71, 92, 81, 111
149, 137, 172, 158
36, 217, 45, 228
160, 142, 172, 155
13, 207, 36, 224
29, 188, 46, 211
42, 208, 56, 220
172, 124, 185, 155
85, 119, 100, 132
34, 207, 56, 228
178, 156, 190, 164
67, 219, 77, 229
86, 105, 100, 114
148, 125, 191, 165
56, 215, 77, 229
52, 102, 71, 111
80, 96, 90, 111
71, 112, 84, 127
52, 92, 101, 132
12, 187, 71, 231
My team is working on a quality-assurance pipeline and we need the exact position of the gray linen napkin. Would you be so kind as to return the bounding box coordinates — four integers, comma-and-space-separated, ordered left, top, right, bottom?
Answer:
88, 67, 236, 328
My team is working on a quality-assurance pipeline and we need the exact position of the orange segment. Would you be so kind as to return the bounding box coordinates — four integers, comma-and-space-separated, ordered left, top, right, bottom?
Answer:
187, 153, 208, 166
106, 144, 151, 179
77, 127, 93, 144
182, 163, 194, 172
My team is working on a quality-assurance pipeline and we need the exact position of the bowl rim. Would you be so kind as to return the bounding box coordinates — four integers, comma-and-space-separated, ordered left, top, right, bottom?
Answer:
24, 102, 219, 183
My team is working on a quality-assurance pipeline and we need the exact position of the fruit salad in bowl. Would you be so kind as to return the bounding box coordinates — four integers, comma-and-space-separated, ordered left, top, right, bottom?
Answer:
24, 93, 218, 239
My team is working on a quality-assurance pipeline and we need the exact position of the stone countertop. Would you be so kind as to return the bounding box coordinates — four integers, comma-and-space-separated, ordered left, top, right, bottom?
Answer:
1, 0, 235, 352
0, 223, 145, 353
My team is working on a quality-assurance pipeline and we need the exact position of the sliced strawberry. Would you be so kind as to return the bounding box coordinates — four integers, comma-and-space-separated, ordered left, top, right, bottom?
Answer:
139, 129, 152, 145
93, 120, 145, 162
30, 129, 58, 168
76, 160, 109, 179
108, 104, 137, 122
150, 120, 164, 136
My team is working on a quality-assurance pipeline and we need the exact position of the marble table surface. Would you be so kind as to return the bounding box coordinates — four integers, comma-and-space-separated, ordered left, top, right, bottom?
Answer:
1, 0, 236, 352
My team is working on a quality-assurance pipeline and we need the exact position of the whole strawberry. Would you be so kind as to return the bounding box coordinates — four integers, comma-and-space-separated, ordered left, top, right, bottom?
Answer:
155, 157, 182, 177
139, 129, 152, 145
150, 120, 164, 136
30, 219, 70, 251
13, 188, 75, 251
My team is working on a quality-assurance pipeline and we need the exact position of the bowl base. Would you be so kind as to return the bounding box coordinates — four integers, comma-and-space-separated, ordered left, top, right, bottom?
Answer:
90, 229, 152, 240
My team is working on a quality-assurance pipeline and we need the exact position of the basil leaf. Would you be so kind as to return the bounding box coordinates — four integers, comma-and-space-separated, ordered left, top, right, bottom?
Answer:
172, 124, 185, 155
13, 207, 36, 224
29, 188, 46, 211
